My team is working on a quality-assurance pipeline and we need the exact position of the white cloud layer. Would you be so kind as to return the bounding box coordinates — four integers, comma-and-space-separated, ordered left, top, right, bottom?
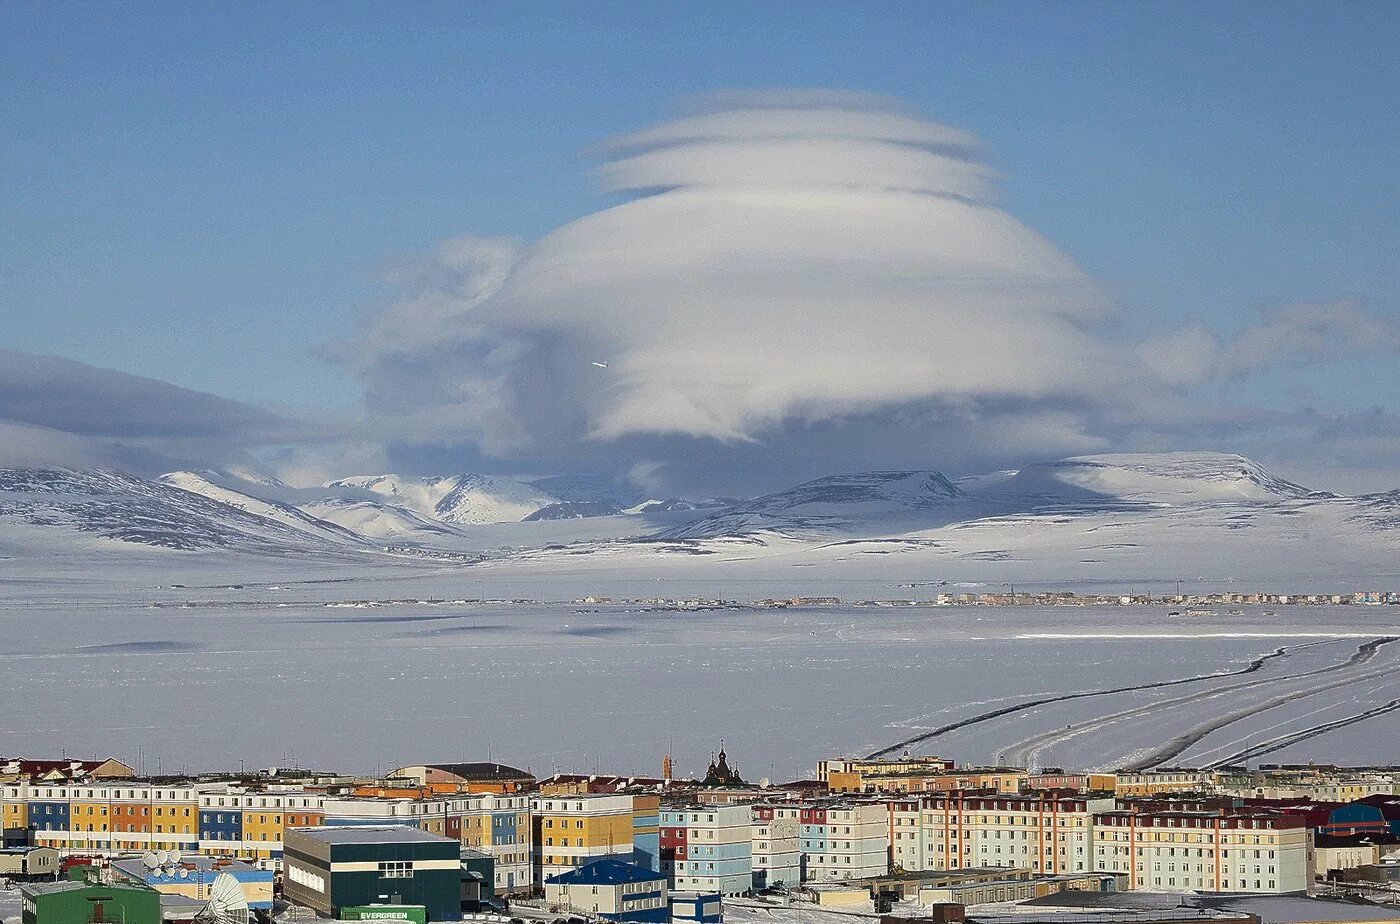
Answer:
11, 91, 1395, 495
343, 91, 1129, 481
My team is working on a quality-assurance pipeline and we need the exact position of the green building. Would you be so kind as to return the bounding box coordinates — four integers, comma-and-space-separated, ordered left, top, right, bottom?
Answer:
340, 906, 428, 924
19, 881, 160, 924
283, 826, 461, 922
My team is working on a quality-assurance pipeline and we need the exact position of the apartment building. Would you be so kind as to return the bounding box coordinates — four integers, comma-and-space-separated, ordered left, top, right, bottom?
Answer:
799, 802, 889, 881
820, 756, 1026, 796
532, 793, 637, 881
199, 788, 326, 858
1114, 771, 1215, 798
819, 756, 954, 785
1092, 809, 1311, 893
6, 781, 208, 855
659, 803, 752, 895
890, 791, 1114, 875
459, 792, 533, 894
751, 805, 801, 888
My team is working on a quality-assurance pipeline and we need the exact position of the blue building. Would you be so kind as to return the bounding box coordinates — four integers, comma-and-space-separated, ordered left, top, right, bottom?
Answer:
670, 892, 722, 924
25, 802, 69, 836
545, 858, 668, 924
199, 809, 243, 843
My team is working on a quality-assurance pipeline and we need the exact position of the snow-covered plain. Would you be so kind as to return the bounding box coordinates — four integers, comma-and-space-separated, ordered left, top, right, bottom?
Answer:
1, 545, 1397, 778
2, 452, 1398, 776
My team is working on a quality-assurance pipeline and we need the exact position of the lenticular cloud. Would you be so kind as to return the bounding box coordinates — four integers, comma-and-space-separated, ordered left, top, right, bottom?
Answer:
350, 91, 1121, 459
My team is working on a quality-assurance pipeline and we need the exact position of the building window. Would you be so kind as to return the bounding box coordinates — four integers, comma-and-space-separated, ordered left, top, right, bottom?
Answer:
379, 861, 414, 879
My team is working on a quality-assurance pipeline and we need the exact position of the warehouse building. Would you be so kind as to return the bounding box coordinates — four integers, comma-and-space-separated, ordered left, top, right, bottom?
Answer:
282, 825, 462, 922
0, 845, 59, 880
18, 880, 160, 924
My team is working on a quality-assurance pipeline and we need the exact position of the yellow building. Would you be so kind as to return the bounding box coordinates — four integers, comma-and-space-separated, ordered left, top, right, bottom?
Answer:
533, 793, 637, 878
2, 798, 26, 830
829, 766, 1026, 795
242, 809, 283, 846
1114, 771, 1215, 798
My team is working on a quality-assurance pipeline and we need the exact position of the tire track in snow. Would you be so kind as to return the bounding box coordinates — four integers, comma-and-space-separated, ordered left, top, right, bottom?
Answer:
1203, 697, 1400, 768
994, 637, 1396, 770
865, 643, 1305, 759
1126, 637, 1397, 769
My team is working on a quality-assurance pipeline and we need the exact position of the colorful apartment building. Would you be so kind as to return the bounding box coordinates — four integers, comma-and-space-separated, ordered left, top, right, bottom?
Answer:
198, 788, 325, 858
822, 757, 1027, 796
459, 793, 533, 894
659, 803, 752, 895
631, 794, 660, 872
532, 793, 637, 882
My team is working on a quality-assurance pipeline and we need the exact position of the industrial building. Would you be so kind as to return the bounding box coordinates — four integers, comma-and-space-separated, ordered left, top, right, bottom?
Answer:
18, 880, 160, 924
282, 825, 464, 922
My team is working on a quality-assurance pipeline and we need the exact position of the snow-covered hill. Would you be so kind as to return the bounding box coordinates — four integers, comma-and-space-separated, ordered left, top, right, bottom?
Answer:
665, 470, 965, 540
995, 452, 1319, 507
6, 453, 1399, 583
325, 473, 562, 525
158, 470, 363, 543
0, 468, 362, 552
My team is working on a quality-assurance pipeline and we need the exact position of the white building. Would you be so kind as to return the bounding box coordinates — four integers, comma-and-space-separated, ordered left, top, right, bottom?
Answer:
799, 802, 889, 881
751, 805, 801, 888
1092, 809, 1311, 893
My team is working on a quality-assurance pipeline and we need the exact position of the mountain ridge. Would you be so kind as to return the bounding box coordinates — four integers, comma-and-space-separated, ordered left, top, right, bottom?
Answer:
5, 453, 1397, 580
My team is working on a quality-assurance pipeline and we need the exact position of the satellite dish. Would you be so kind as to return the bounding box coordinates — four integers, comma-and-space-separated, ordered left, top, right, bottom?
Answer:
197, 873, 250, 924
157, 850, 171, 865
142, 852, 160, 870
759, 778, 771, 789
170, 850, 183, 865
178, 868, 190, 879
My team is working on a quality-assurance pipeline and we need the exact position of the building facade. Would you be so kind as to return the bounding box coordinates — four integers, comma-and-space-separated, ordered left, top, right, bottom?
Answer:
544, 857, 668, 924
282, 826, 462, 922
659, 803, 752, 895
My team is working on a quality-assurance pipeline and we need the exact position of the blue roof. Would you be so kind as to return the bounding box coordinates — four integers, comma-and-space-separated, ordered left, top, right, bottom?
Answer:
546, 857, 664, 887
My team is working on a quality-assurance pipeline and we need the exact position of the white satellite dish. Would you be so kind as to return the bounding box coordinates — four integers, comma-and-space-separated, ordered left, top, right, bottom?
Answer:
142, 851, 160, 870
178, 868, 190, 879
759, 777, 771, 789
169, 850, 183, 865
197, 873, 249, 924
157, 850, 171, 865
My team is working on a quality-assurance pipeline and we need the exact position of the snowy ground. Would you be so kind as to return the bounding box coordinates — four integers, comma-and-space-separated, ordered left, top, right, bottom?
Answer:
0, 886, 20, 924
2, 551, 1397, 778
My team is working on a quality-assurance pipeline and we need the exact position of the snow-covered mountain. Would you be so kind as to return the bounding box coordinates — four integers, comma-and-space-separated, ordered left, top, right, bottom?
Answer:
297, 496, 465, 540
665, 470, 964, 540
5, 453, 1399, 584
0, 468, 363, 552
994, 452, 1319, 507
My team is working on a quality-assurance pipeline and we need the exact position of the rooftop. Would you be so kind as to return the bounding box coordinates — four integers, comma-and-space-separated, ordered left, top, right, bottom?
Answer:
546, 857, 665, 887
291, 824, 456, 845
416, 762, 533, 781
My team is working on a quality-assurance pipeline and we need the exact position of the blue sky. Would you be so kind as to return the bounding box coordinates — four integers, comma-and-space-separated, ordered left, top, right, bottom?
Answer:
2, 1, 1398, 488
